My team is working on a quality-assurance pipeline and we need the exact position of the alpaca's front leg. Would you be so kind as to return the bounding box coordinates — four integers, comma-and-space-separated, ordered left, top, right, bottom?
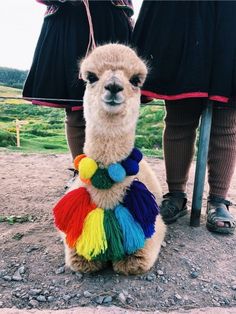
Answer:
113, 216, 166, 275
65, 244, 107, 273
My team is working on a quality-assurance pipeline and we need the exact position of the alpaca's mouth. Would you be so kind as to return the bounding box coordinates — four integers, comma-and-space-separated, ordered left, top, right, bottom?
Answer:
101, 93, 125, 107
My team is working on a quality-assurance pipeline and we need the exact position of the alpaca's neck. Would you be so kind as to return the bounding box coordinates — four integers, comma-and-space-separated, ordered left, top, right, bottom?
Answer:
84, 125, 136, 166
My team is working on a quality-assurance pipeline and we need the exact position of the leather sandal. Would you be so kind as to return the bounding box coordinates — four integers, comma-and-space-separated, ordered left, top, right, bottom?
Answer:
206, 195, 236, 234
160, 192, 188, 224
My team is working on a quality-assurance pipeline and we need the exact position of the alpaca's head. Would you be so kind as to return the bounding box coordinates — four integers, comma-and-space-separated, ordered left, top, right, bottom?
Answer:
80, 44, 147, 134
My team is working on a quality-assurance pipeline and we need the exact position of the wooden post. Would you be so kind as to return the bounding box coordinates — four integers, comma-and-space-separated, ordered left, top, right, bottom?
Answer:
15, 119, 28, 148
190, 101, 213, 227
16, 119, 20, 147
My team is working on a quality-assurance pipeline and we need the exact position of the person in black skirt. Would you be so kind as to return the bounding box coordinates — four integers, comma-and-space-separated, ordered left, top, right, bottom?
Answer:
133, 0, 236, 234
23, 0, 133, 160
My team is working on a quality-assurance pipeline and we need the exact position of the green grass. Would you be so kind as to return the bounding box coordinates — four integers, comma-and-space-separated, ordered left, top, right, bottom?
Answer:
0, 85, 165, 157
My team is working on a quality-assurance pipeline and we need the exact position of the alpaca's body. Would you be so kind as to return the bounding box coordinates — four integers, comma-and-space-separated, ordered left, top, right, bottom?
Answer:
58, 44, 166, 275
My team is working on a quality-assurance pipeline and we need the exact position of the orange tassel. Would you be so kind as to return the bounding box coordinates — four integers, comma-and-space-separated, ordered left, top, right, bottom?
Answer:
74, 154, 86, 170
53, 187, 96, 247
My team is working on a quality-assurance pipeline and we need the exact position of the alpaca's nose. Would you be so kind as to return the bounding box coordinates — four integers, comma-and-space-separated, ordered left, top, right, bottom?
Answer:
102, 76, 125, 106
104, 81, 124, 95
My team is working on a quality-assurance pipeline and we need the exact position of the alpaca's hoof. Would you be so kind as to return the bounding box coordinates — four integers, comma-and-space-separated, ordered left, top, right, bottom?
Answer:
113, 250, 152, 275
66, 250, 106, 273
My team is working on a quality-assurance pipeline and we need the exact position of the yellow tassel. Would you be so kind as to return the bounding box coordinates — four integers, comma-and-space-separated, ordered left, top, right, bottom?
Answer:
79, 157, 98, 180
75, 208, 107, 260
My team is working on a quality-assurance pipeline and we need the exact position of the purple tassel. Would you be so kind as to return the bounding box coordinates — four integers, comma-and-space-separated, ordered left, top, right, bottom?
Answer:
129, 148, 143, 162
123, 180, 159, 238
121, 158, 139, 176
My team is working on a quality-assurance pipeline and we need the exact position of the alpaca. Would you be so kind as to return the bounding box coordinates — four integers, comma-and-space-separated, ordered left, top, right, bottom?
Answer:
54, 44, 166, 275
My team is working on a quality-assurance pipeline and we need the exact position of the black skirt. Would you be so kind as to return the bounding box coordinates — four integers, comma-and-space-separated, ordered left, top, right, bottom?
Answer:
23, 1, 132, 109
132, 0, 236, 105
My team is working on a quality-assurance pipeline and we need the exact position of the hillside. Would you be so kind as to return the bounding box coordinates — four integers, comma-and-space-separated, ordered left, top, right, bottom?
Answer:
0, 67, 28, 89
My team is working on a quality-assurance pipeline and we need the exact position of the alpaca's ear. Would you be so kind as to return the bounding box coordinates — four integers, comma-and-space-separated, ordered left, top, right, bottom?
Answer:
78, 57, 89, 81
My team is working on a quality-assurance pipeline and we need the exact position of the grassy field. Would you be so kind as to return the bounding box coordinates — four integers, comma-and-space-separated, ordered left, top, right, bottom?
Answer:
0, 86, 165, 157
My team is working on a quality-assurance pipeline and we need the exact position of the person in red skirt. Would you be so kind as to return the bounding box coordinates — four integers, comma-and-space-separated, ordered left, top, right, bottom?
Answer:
133, 0, 236, 234
23, 0, 133, 160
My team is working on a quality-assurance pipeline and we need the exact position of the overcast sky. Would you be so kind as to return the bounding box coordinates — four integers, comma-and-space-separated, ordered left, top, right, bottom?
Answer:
0, 0, 142, 70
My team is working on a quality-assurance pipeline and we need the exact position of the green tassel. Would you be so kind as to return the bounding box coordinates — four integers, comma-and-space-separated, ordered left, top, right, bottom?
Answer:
91, 168, 114, 189
94, 210, 125, 262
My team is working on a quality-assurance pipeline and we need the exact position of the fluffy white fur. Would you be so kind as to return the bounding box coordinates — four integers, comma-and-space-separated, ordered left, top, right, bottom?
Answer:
63, 44, 166, 275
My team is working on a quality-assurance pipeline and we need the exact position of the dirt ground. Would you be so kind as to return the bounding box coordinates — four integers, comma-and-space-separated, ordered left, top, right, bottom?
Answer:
0, 152, 236, 313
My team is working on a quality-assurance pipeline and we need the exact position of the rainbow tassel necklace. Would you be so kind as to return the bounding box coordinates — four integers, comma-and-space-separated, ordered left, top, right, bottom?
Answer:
53, 148, 160, 262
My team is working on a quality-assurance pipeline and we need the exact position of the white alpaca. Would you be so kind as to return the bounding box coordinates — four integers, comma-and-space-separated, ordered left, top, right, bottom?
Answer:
59, 44, 166, 275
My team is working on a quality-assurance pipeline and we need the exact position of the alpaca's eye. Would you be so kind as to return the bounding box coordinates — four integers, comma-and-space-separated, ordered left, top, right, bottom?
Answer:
87, 72, 99, 84
129, 75, 141, 87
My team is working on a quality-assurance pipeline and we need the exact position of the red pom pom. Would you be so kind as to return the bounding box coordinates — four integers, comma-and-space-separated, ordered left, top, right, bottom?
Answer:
53, 187, 96, 247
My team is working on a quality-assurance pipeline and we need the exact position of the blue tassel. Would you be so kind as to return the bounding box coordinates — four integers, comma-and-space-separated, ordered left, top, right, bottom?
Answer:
129, 148, 143, 162
123, 180, 160, 238
114, 204, 145, 254
121, 158, 139, 176
108, 163, 126, 183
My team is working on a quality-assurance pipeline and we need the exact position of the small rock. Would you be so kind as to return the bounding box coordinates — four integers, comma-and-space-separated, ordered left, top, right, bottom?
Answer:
26, 246, 39, 253
103, 296, 112, 303
212, 299, 220, 306
95, 296, 104, 304
12, 270, 23, 281
231, 284, 236, 291
20, 293, 29, 300
36, 295, 47, 302
64, 279, 71, 286
157, 270, 164, 276
213, 284, 220, 291
190, 271, 199, 279
55, 266, 65, 275
174, 293, 182, 301
161, 241, 167, 248
83, 291, 93, 298
223, 298, 230, 305
29, 289, 42, 296
118, 292, 127, 303
146, 273, 156, 281
28, 300, 39, 308
0, 301, 3, 307
63, 294, 71, 301
3, 275, 12, 281
47, 296, 55, 302
18, 266, 25, 274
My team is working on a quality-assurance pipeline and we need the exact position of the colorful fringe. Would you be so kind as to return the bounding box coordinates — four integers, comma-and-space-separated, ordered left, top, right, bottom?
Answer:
53, 180, 160, 262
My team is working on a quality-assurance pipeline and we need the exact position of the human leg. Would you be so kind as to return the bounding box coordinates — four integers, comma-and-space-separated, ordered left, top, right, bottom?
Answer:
161, 99, 204, 223
206, 105, 236, 233
65, 109, 85, 160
